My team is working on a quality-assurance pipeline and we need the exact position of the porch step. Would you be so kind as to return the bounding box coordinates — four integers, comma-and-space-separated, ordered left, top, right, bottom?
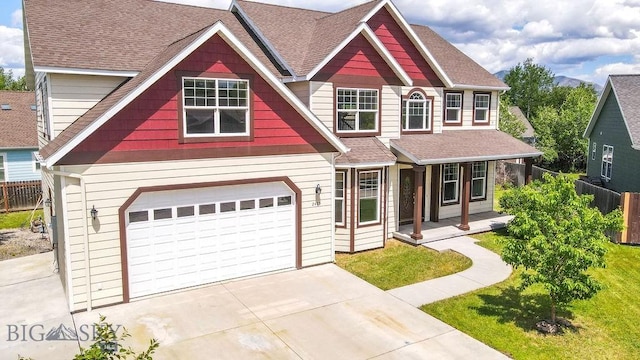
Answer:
393, 214, 512, 246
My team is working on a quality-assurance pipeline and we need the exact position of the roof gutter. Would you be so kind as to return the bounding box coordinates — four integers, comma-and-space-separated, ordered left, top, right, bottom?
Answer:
336, 160, 396, 169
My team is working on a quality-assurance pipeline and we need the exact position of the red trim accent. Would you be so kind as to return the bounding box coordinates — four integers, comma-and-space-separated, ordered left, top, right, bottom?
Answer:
118, 177, 302, 303
333, 84, 382, 138
349, 168, 356, 253
443, 91, 464, 126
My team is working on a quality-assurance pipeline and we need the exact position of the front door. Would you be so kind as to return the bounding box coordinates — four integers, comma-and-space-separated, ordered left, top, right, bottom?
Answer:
399, 169, 415, 225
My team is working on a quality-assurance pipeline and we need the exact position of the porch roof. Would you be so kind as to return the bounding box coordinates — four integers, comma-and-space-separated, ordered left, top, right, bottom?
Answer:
336, 137, 397, 168
390, 130, 542, 165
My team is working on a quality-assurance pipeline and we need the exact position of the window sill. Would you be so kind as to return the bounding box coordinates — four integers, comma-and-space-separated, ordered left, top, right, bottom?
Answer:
180, 135, 253, 144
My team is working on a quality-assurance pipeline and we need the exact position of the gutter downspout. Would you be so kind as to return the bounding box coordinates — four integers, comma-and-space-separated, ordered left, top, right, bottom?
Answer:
45, 168, 92, 311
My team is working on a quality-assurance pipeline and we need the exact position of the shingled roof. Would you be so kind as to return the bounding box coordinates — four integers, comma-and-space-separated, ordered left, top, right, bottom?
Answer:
584, 74, 640, 150
0, 91, 37, 149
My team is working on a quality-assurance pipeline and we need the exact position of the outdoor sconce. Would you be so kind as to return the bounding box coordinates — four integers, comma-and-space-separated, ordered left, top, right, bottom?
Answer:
90, 205, 98, 220
44, 198, 52, 207
315, 184, 322, 205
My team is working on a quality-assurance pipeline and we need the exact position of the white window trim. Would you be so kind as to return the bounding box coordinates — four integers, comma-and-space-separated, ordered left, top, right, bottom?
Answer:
182, 77, 250, 137
591, 141, 597, 161
358, 170, 381, 225
32, 152, 41, 172
335, 171, 346, 226
403, 92, 432, 131
473, 93, 490, 123
471, 161, 487, 200
444, 92, 462, 124
442, 163, 459, 204
336, 87, 379, 133
0, 153, 7, 182
601, 145, 613, 180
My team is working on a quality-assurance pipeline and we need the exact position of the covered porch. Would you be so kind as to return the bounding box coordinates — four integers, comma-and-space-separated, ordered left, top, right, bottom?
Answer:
390, 130, 543, 242
393, 211, 512, 244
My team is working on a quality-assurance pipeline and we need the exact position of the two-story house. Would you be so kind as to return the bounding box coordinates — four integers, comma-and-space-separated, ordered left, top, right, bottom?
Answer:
24, 0, 540, 312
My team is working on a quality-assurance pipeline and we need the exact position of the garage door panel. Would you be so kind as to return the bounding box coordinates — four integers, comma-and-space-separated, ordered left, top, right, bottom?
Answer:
126, 182, 295, 298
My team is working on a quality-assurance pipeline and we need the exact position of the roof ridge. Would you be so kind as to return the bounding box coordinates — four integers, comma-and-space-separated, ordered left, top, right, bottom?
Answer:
236, 0, 330, 16
316, 0, 377, 20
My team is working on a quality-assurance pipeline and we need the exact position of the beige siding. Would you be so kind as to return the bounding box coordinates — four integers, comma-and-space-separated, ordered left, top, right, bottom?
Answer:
287, 81, 310, 107
310, 81, 334, 130
387, 165, 398, 236
438, 161, 496, 220
60, 153, 334, 311
49, 74, 127, 137
352, 168, 386, 252
378, 85, 401, 146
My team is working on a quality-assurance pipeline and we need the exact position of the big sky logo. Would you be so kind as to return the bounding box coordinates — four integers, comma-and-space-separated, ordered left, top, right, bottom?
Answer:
6, 323, 122, 342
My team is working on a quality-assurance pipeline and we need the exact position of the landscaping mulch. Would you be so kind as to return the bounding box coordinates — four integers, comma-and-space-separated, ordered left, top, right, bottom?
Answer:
0, 228, 52, 260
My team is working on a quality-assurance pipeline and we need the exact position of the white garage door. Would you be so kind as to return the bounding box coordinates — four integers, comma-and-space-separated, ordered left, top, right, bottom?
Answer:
126, 182, 296, 298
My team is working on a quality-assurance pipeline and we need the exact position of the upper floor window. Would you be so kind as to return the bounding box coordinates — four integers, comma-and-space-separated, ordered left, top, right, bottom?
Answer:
473, 93, 490, 124
37, 77, 51, 140
337, 88, 378, 132
444, 92, 462, 124
182, 77, 249, 137
601, 145, 613, 180
32, 152, 41, 172
471, 161, 487, 200
442, 163, 459, 204
402, 92, 432, 132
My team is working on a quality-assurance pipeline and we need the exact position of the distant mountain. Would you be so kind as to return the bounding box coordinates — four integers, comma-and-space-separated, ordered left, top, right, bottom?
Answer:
45, 324, 78, 341
493, 71, 603, 93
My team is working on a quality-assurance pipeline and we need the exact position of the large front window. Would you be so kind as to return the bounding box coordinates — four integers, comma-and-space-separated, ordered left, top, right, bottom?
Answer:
471, 161, 487, 200
442, 163, 459, 204
335, 171, 346, 225
358, 170, 380, 225
402, 92, 431, 131
337, 88, 378, 132
473, 93, 490, 123
182, 77, 249, 136
444, 92, 462, 124
601, 145, 613, 180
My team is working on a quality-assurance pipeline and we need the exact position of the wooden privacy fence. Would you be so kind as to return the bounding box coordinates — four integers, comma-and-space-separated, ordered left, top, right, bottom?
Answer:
620, 193, 640, 244
0, 181, 43, 212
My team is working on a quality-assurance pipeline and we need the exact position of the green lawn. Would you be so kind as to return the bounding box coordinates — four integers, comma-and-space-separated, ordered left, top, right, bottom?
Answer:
335, 239, 471, 290
0, 209, 44, 230
421, 231, 640, 359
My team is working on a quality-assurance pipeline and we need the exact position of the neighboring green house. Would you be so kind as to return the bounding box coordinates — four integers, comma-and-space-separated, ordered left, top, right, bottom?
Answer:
584, 75, 640, 193
0, 91, 40, 182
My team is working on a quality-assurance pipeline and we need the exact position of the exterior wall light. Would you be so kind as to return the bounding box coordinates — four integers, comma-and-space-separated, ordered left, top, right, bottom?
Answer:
90, 205, 98, 220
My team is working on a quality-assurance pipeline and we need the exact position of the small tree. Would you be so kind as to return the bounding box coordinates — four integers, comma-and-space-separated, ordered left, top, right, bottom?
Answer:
498, 97, 526, 140
499, 174, 623, 325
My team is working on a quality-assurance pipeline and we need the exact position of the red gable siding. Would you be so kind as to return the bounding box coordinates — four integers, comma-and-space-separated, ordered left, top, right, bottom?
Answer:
68, 35, 332, 163
313, 34, 401, 85
368, 7, 443, 87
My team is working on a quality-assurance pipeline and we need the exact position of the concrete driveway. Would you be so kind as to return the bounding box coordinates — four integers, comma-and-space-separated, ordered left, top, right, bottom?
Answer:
3, 252, 508, 359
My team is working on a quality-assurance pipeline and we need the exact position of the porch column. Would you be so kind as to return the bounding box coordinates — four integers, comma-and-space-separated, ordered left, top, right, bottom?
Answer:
411, 165, 426, 240
458, 162, 471, 231
524, 158, 534, 184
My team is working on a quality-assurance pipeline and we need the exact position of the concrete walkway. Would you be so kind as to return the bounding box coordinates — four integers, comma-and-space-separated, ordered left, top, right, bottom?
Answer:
387, 236, 512, 307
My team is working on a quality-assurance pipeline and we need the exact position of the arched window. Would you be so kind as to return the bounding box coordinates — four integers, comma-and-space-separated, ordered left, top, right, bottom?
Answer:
402, 91, 431, 131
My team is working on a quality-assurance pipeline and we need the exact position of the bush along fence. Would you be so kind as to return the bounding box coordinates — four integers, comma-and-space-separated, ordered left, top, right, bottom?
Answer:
499, 161, 638, 244
0, 181, 43, 212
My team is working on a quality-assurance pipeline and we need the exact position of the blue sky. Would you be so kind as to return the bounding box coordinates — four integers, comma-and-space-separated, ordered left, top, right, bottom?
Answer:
3, 0, 640, 86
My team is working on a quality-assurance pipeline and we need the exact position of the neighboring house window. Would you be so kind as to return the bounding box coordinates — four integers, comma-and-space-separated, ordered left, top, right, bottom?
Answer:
402, 92, 431, 131
337, 88, 378, 132
442, 163, 459, 204
471, 161, 487, 200
38, 77, 51, 140
182, 77, 249, 136
358, 170, 380, 225
0, 153, 6, 182
473, 93, 490, 124
591, 141, 597, 161
335, 171, 346, 226
32, 152, 41, 172
444, 92, 462, 124
601, 145, 613, 180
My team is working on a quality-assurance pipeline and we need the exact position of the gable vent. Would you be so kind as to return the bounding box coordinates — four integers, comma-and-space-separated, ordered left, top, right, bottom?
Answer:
0, 104, 11, 110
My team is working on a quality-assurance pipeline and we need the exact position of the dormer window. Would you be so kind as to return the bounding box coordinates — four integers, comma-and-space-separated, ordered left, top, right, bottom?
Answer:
336, 88, 378, 133
402, 91, 432, 133
182, 77, 249, 137
444, 92, 462, 125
